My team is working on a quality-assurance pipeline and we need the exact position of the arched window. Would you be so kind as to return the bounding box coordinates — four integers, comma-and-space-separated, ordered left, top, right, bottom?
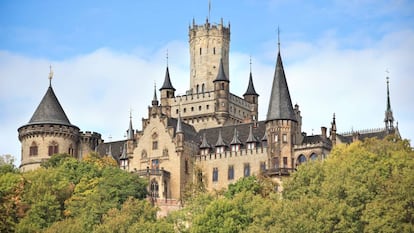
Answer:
30, 142, 38, 156
310, 153, 318, 161
202, 83, 205, 93
196, 84, 199, 94
48, 141, 59, 156
150, 179, 159, 198
199, 48, 202, 55
298, 154, 307, 164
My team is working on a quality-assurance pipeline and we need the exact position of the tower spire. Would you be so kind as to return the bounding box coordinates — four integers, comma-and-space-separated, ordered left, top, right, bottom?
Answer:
277, 27, 280, 53
127, 110, 134, 140
384, 71, 394, 130
152, 82, 159, 106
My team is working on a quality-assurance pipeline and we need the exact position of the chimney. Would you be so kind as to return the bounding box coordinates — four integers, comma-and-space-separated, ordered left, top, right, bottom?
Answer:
321, 127, 327, 139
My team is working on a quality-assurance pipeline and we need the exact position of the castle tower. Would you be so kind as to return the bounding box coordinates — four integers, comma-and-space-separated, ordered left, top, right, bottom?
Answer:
243, 64, 259, 122
384, 76, 394, 131
214, 58, 230, 124
265, 40, 298, 170
189, 18, 230, 93
18, 68, 80, 171
159, 66, 176, 117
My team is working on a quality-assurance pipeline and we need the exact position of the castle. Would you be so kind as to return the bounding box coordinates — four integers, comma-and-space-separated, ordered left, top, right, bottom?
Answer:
18, 17, 399, 212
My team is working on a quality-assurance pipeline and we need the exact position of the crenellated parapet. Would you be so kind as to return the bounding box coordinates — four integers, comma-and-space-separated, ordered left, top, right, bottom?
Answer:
18, 123, 80, 141
194, 146, 268, 162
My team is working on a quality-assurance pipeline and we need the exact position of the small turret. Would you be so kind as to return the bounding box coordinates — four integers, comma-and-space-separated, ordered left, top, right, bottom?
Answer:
214, 58, 230, 124
330, 113, 337, 145
243, 58, 259, 122
160, 66, 176, 117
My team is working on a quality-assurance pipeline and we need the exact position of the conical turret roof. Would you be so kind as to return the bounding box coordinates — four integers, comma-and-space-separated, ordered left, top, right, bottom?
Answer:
243, 72, 259, 96
213, 58, 229, 82
230, 128, 242, 145
266, 51, 296, 121
159, 66, 176, 91
28, 86, 74, 126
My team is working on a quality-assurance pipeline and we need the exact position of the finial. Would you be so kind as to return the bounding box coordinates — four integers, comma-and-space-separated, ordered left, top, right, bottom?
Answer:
208, 0, 211, 22
249, 56, 252, 73
277, 26, 281, 53
48, 65, 54, 86
166, 49, 169, 67
129, 108, 133, 120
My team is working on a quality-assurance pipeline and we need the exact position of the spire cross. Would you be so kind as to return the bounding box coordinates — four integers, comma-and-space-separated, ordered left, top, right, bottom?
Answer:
48, 65, 54, 86
277, 26, 281, 52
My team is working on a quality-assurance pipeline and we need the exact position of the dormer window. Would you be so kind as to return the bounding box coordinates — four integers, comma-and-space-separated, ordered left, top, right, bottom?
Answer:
247, 142, 255, 150
231, 144, 240, 152
216, 146, 224, 154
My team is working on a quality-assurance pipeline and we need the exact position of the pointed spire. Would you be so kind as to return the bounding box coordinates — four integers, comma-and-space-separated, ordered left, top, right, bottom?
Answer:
215, 129, 226, 147
159, 66, 176, 91
127, 111, 134, 140
331, 113, 337, 131
266, 33, 296, 122
230, 128, 242, 145
384, 74, 394, 130
152, 82, 159, 106
200, 133, 211, 149
246, 124, 259, 143
243, 71, 259, 96
28, 74, 73, 126
213, 58, 229, 82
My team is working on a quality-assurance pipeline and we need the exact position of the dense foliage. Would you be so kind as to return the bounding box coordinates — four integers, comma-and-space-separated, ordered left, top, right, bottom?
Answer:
1, 136, 413, 232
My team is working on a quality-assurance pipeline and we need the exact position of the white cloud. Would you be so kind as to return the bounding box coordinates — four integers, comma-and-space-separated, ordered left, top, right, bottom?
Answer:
1, 28, 413, 167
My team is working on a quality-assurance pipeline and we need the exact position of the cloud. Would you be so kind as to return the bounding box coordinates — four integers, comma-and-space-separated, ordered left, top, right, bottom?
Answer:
1, 28, 413, 167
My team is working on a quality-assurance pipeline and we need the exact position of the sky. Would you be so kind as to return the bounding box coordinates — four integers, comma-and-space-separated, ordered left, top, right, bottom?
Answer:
1, 0, 413, 166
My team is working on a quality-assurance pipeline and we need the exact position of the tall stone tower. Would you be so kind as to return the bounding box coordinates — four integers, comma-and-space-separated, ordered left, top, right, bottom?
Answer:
18, 69, 80, 171
189, 18, 230, 93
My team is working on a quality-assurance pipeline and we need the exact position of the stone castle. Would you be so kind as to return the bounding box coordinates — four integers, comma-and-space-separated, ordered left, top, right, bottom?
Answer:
18, 16, 399, 212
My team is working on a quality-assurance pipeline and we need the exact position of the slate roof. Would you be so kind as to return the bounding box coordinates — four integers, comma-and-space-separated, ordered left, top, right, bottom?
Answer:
338, 128, 395, 143
26, 86, 76, 127
96, 140, 126, 162
266, 52, 296, 122
198, 121, 267, 149
159, 66, 176, 91
167, 117, 198, 141
301, 135, 332, 147
213, 58, 229, 82
243, 72, 259, 96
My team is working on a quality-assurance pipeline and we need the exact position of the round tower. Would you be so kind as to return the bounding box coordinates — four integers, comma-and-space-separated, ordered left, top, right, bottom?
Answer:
189, 18, 230, 93
18, 69, 80, 171
214, 58, 230, 124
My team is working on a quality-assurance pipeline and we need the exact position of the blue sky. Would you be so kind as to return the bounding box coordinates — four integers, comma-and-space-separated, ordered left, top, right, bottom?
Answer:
1, 0, 414, 166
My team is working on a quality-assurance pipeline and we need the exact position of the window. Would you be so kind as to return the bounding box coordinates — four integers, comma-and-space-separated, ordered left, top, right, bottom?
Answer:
152, 141, 158, 150
283, 134, 287, 143
274, 157, 279, 169
176, 109, 179, 114
202, 84, 205, 93
199, 106, 202, 111
196, 84, 199, 94
48, 142, 58, 156
183, 108, 186, 113
213, 47, 216, 54
231, 145, 239, 152
244, 163, 250, 177
191, 107, 194, 112
260, 161, 266, 171
185, 159, 189, 174
68, 144, 74, 155
310, 153, 318, 161
200, 48, 202, 55
216, 147, 224, 154
298, 154, 307, 164
228, 165, 234, 180
212, 167, 218, 182
206, 105, 209, 110
283, 157, 288, 168
150, 179, 159, 198
274, 134, 279, 142
247, 142, 255, 150
197, 171, 203, 183
221, 83, 224, 90
152, 159, 159, 171
29, 142, 38, 156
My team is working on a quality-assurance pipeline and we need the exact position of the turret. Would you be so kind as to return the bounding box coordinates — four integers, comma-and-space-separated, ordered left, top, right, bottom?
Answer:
189, 17, 230, 93
18, 67, 80, 171
265, 34, 297, 170
126, 113, 136, 158
214, 58, 230, 124
330, 113, 337, 145
149, 84, 159, 117
159, 66, 176, 117
175, 113, 184, 152
243, 62, 259, 122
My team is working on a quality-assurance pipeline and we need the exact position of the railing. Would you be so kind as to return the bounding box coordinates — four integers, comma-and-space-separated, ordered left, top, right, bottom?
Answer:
134, 168, 171, 179
263, 167, 296, 176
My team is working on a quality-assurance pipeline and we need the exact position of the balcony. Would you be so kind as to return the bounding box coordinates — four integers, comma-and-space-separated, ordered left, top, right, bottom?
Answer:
263, 167, 296, 176
134, 168, 171, 179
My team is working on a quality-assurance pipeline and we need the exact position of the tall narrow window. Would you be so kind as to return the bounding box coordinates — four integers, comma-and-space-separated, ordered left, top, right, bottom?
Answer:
151, 159, 159, 171
213, 47, 216, 54
282, 134, 287, 143
200, 48, 202, 55
48, 141, 58, 156
283, 157, 288, 168
30, 142, 38, 156
196, 84, 199, 94
185, 159, 189, 174
152, 141, 158, 150
212, 167, 218, 182
228, 165, 234, 180
260, 161, 266, 171
244, 163, 250, 177
202, 84, 205, 93
150, 179, 159, 198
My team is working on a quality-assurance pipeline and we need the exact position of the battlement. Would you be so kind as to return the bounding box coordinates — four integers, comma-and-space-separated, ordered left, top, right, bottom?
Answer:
172, 91, 215, 104
18, 123, 79, 141
229, 93, 251, 109
189, 18, 230, 35
80, 131, 102, 138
